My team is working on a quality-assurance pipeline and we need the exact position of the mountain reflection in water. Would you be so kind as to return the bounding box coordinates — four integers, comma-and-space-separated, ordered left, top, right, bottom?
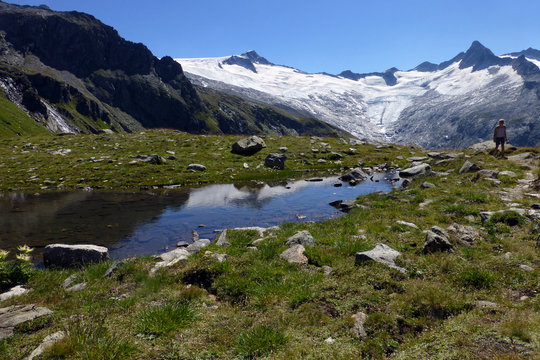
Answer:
0, 175, 394, 262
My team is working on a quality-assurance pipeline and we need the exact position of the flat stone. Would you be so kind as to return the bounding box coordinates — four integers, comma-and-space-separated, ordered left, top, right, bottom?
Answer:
339, 168, 368, 182
150, 248, 190, 275
0, 286, 29, 302
396, 220, 419, 230
26, 331, 66, 360
176, 241, 190, 247
407, 156, 428, 162
498, 171, 517, 178
62, 274, 78, 289
519, 264, 534, 272
0, 305, 53, 339
66, 283, 87, 292
186, 239, 211, 254
355, 243, 406, 273
285, 230, 315, 247
421, 182, 436, 189
280, 244, 308, 264
474, 301, 498, 309
479, 169, 499, 178
43, 244, 109, 268
103, 260, 125, 278
508, 152, 534, 161
399, 163, 432, 177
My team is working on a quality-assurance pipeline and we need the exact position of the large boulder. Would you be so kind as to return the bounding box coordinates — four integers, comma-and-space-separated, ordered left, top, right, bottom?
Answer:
43, 244, 109, 268
399, 163, 432, 177
423, 231, 453, 254
231, 136, 266, 155
264, 153, 287, 170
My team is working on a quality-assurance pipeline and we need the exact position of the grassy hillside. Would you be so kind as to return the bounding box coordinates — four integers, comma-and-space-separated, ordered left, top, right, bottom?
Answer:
0, 131, 538, 359
0, 92, 49, 137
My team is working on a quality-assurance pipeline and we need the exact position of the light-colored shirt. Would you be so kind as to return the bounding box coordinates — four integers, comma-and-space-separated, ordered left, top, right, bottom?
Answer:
494, 126, 506, 138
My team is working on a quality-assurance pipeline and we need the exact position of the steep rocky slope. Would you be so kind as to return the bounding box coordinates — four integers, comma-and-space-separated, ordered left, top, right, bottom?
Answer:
0, 2, 344, 137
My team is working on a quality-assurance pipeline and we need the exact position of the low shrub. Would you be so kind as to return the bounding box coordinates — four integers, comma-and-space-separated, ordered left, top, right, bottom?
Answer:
136, 302, 196, 336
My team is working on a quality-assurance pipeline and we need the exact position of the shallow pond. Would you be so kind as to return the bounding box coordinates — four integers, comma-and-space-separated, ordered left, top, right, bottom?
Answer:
0, 174, 397, 262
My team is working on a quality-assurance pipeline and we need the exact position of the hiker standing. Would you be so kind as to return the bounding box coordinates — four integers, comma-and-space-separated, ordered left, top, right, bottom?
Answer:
493, 119, 508, 157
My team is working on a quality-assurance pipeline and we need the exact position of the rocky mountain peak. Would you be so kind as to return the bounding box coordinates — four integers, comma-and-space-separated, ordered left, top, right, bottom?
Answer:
242, 50, 273, 65
459, 40, 510, 71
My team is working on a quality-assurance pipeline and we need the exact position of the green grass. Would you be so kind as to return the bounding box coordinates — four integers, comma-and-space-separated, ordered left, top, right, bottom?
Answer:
1, 132, 539, 359
0, 93, 49, 137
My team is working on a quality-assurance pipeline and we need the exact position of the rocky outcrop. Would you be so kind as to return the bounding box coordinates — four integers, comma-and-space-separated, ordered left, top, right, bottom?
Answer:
43, 244, 109, 268
399, 164, 432, 177
0, 286, 29, 302
0, 305, 53, 339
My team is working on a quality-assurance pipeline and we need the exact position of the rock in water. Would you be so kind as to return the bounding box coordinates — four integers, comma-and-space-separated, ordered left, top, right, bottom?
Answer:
339, 168, 368, 183
459, 160, 481, 174
264, 153, 287, 170
399, 163, 432, 177
43, 244, 109, 268
285, 230, 315, 247
280, 245, 308, 264
231, 136, 266, 155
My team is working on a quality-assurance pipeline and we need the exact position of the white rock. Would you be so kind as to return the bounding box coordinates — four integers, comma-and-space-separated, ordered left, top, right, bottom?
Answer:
0, 286, 29, 302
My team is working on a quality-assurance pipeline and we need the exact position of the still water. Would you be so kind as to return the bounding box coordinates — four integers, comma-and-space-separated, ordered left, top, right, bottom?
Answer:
0, 174, 396, 261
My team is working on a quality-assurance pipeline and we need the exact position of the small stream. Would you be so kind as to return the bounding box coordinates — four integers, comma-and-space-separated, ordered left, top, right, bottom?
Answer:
0, 173, 397, 262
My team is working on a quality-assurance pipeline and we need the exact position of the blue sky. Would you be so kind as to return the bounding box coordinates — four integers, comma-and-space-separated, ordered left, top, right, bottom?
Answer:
8, 0, 540, 74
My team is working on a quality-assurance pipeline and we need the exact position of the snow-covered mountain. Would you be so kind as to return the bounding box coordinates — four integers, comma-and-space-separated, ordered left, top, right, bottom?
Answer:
176, 42, 540, 148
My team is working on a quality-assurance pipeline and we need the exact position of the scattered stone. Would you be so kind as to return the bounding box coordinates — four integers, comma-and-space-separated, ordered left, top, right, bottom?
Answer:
279, 147, 288, 153
465, 215, 475, 222
474, 300, 498, 309
280, 244, 307, 264
43, 244, 109, 268
186, 239, 211, 254
187, 164, 206, 171
346, 148, 357, 155
62, 274, 78, 289
427, 152, 444, 159
423, 230, 453, 254
503, 252, 512, 260
479, 169, 499, 178
231, 136, 266, 155
328, 152, 343, 160
396, 220, 419, 230
66, 283, 87, 292
459, 160, 481, 174
407, 156, 428, 162
0, 286, 29, 302
264, 153, 287, 170
355, 243, 406, 273
421, 182, 436, 189
324, 337, 336, 344
333, 181, 343, 187
285, 230, 315, 247
498, 171, 517, 178
484, 178, 502, 185
339, 168, 368, 183
351, 311, 367, 339
306, 178, 324, 182
212, 253, 227, 263
431, 226, 449, 239
520, 296, 530, 302
349, 138, 364, 145
104, 260, 125, 278
243, 163, 249, 169
508, 152, 534, 161
25, 331, 66, 360
130, 154, 165, 164
216, 230, 230, 247
311, 148, 319, 153
399, 163, 432, 177
446, 223, 479, 246
519, 264, 534, 272
317, 159, 327, 163
401, 179, 411, 188
150, 248, 190, 275
329, 199, 358, 212
0, 305, 53, 339
176, 241, 189, 247
322, 266, 333, 275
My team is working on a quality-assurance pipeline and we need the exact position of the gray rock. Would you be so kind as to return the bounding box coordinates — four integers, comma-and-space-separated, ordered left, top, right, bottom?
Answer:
212, 253, 227, 263
498, 171, 517, 178
431, 226, 449, 240
192, 230, 200, 242
231, 136, 266, 155
216, 229, 230, 247
150, 248, 190, 275
104, 260, 125, 278
508, 152, 534, 161
349, 138, 365, 146
66, 283, 87, 292
0, 305, 53, 339
396, 220, 419, 230
399, 163, 432, 177
25, 331, 66, 360
474, 301, 498, 309
427, 152, 443, 159
131, 154, 165, 164
479, 169, 499, 178
0, 286, 29, 302
519, 264, 534, 272
186, 239, 211, 254
446, 223, 479, 246
329, 199, 358, 212
322, 266, 333, 275
459, 160, 481, 174
355, 243, 406, 273
279, 147, 288, 153
328, 152, 343, 160
187, 164, 206, 171
401, 179, 411, 188
264, 153, 287, 170
317, 159, 327, 163
280, 244, 308, 264
423, 231, 453, 254
43, 244, 109, 268
407, 156, 428, 162
285, 230, 315, 247
484, 178, 502, 185
421, 182, 436, 189
176, 241, 190, 247
351, 311, 367, 338
62, 274, 78, 289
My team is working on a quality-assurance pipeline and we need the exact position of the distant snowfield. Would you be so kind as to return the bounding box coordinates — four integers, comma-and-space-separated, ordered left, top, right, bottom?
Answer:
176, 55, 523, 139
